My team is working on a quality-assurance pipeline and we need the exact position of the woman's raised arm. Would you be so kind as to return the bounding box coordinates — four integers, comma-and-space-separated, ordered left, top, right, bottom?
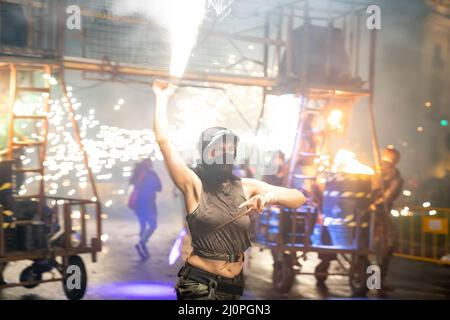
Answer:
152, 80, 199, 195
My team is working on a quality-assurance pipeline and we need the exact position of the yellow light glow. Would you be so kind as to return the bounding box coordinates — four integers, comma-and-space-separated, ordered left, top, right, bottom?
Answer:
422, 201, 431, 208
403, 190, 411, 197
332, 149, 375, 175
327, 109, 343, 130
390, 209, 399, 217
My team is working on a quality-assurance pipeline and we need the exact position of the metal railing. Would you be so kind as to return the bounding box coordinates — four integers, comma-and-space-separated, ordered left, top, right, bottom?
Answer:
392, 206, 450, 265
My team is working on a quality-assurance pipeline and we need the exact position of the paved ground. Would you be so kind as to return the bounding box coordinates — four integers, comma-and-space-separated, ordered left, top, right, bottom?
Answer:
1, 194, 450, 300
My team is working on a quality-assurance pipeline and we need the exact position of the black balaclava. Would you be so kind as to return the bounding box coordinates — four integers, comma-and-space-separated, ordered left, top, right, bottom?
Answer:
194, 127, 239, 190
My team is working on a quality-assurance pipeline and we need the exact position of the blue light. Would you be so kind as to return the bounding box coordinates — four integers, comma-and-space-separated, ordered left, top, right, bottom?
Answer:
169, 228, 187, 265
92, 282, 176, 300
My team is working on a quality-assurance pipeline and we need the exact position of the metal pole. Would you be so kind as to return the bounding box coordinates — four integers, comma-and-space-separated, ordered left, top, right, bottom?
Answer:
249, 12, 271, 158
250, 88, 267, 162
0, 206, 5, 258
58, 66, 102, 250
286, 0, 310, 188
38, 65, 51, 220
57, 0, 65, 58
58, 70, 100, 204
409, 215, 414, 255
80, 204, 87, 247
286, 96, 307, 187
63, 203, 72, 250
7, 64, 17, 161
263, 13, 270, 79
286, 5, 294, 78
366, 29, 388, 259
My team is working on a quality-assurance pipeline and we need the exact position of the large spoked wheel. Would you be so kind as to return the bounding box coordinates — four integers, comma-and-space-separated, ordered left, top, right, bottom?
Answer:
272, 252, 296, 293
349, 255, 370, 296
314, 260, 330, 285
62, 255, 87, 300
20, 266, 42, 289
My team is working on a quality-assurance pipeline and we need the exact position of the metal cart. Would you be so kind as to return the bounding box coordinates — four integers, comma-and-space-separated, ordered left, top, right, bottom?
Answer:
0, 59, 102, 299
254, 173, 377, 296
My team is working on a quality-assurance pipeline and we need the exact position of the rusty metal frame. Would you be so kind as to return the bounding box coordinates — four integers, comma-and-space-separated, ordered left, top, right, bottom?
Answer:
0, 61, 102, 292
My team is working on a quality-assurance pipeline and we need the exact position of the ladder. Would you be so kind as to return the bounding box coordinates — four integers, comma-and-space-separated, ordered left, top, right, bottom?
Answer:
6, 63, 52, 218
286, 98, 327, 196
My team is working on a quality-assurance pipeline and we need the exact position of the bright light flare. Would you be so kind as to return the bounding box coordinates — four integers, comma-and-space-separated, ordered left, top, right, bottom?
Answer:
400, 207, 410, 216
169, 0, 206, 78
332, 149, 375, 175
390, 209, 399, 217
168, 228, 188, 265
403, 190, 412, 197
327, 109, 343, 130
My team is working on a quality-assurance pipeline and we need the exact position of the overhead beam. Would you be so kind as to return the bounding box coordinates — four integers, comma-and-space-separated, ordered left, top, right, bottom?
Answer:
62, 56, 277, 87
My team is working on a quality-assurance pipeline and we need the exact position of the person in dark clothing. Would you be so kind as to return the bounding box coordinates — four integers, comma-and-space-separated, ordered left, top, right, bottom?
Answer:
129, 158, 162, 259
370, 146, 403, 292
152, 79, 306, 300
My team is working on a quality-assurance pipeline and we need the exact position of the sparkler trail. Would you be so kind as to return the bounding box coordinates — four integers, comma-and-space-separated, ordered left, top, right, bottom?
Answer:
13, 86, 161, 211
169, 0, 206, 78
111, 0, 209, 79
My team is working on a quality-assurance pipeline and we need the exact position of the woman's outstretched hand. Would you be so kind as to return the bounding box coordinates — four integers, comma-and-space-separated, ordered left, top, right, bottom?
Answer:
239, 193, 276, 215
153, 79, 177, 99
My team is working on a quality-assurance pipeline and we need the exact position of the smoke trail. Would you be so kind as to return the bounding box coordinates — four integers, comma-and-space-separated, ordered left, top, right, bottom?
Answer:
169, 0, 206, 78
111, 0, 206, 79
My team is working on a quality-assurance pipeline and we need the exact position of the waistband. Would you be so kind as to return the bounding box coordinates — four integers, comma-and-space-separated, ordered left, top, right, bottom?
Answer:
178, 262, 244, 296
192, 247, 244, 263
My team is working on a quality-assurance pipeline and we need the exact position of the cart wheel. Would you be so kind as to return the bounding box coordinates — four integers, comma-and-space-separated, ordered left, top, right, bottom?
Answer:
349, 255, 370, 296
62, 255, 87, 300
272, 253, 295, 293
20, 266, 42, 289
314, 260, 330, 285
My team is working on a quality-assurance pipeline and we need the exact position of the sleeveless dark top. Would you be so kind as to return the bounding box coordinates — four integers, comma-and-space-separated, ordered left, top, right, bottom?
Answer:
187, 172, 252, 262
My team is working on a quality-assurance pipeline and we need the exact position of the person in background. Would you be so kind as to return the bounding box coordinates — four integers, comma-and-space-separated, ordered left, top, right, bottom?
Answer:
129, 158, 162, 259
370, 146, 403, 293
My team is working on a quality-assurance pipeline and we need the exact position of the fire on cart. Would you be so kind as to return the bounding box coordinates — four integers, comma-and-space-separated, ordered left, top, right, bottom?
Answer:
250, 2, 389, 296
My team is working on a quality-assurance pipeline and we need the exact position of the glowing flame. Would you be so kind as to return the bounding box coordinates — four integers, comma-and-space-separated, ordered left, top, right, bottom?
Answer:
169, 0, 206, 78
327, 109, 343, 130
332, 149, 375, 175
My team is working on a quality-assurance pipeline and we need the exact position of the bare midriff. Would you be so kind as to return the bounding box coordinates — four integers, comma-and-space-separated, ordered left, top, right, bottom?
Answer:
187, 253, 244, 278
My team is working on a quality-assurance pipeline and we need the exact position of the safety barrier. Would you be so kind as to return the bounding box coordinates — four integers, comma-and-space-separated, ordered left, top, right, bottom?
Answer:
391, 206, 449, 265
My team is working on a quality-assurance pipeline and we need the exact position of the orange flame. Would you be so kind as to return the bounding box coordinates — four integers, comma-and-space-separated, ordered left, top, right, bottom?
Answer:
331, 149, 375, 175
